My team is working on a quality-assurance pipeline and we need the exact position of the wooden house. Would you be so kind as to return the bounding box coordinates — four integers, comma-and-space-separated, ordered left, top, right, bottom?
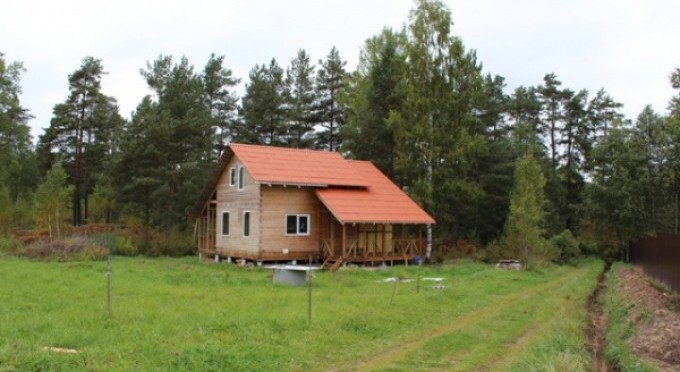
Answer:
193, 143, 435, 269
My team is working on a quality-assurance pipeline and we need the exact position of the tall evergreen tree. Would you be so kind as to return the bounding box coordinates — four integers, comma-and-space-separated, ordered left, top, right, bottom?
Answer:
285, 50, 317, 148
585, 121, 652, 255
587, 88, 623, 140
38, 56, 124, 225
0, 52, 37, 203
134, 55, 212, 231
538, 73, 569, 169
666, 68, 680, 232
342, 28, 407, 177
315, 47, 347, 151
502, 152, 552, 265
202, 53, 239, 158
238, 59, 287, 145
113, 96, 166, 238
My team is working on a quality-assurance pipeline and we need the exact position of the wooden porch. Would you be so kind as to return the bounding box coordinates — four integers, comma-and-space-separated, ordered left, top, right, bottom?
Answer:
318, 214, 425, 271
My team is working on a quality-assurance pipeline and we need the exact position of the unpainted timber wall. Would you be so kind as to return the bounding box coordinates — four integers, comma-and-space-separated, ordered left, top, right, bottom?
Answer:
630, 233, 680, 294
214, 155, 261, 255
260, 185, 320, 258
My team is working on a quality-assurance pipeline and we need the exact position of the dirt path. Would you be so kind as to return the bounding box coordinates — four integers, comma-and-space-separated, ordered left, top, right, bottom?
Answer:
585, 263, 611, 372
343, 268, 588, 371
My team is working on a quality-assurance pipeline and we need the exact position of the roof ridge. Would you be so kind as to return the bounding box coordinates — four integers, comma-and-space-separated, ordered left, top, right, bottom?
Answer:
230, 142, 341, 155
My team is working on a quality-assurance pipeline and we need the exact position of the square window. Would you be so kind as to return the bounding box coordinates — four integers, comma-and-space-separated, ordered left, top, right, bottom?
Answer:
285, 214, 310, 236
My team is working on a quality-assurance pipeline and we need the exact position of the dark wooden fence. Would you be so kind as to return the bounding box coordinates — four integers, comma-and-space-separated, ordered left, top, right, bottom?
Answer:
629, 233, 680, 294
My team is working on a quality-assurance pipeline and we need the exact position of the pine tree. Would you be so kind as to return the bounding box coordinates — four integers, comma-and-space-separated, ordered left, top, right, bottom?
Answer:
315, 47, 347, 151
342, 29, 406, 178
38, 56, 124, 225
0, 53, 38, 205
585, 121, 652, 254
202, 53, 239, 158
502, 152, 553, 265
239, 59, 287, 145
285, 50, 316, 148
538, 73, 569, 169
132, 55, 212, 232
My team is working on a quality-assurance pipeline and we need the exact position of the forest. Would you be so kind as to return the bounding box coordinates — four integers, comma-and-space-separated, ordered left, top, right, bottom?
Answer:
1, 0, 679, 261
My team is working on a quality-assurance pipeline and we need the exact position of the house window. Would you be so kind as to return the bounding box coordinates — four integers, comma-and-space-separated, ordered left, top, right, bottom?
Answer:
229, 168, 236, 187
221, 212, 229, 236
238, 166, 245, 190
285, 214, 310, 236
243, 211, 250, 237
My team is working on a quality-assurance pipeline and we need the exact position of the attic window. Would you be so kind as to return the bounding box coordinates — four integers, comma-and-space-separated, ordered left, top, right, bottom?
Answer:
286, 214, 310, 236
237, 166, 244, 190
229, 168, 236, 187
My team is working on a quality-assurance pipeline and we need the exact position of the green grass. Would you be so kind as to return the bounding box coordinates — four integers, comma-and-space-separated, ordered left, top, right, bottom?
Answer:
0, 256, 603, 371
603, 263, 655, 372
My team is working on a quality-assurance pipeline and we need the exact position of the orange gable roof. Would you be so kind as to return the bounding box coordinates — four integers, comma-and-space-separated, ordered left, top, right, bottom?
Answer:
315, 161, 435, 225
194, 143, 434, 225
230, 143, 369, 187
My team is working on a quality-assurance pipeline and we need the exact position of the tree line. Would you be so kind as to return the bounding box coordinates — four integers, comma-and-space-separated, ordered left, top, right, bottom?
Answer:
1, 0, 679, 259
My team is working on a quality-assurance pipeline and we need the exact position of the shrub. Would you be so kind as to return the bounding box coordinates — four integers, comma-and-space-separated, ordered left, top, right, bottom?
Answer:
23, 236, 108, 261
90, 233, 138, 256
0, 236, 24, 256
132, 225, 194, 257
550, 229, 581, 264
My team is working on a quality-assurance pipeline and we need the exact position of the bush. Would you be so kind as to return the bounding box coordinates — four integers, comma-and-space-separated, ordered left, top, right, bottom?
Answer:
23, 236, 108, 261
550, 229, 581, 264
90, 233, 138, 256
0, 236, 24, 256
131, 225, 194, 257
483, 240, 509, 262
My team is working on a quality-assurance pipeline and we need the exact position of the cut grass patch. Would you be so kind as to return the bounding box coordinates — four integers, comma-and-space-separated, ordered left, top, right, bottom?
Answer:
0, 256, 602, 371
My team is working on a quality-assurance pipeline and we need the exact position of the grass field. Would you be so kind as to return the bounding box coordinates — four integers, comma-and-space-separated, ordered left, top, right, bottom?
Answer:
0, 256, 603, 371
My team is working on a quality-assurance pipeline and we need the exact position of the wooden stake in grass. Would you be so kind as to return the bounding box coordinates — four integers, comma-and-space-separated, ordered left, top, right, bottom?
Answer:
417, 260, 422, 294
106, 253, 112, 317
308, 255, 312, 321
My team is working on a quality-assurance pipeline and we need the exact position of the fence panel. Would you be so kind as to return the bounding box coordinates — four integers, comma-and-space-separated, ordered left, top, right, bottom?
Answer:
630, 233, 680, 294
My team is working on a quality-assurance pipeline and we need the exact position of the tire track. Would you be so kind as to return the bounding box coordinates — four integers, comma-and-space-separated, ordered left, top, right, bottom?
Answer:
341, 268, 589, 371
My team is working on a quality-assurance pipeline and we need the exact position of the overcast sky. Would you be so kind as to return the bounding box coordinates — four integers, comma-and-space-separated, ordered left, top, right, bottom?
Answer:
2, 0, 679, 141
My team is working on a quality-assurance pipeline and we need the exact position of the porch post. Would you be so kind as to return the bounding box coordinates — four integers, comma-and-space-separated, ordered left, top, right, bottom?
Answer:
418, 226, 423, 255
342, 224, 346, 257
381, 225, 386, 257
426, 224, 432, 263
330, 215, 335, 255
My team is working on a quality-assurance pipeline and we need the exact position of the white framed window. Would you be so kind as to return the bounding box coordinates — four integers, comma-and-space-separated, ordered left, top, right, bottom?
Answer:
243, 211, 251, 237
229, 168, 236, 187
285, 214, 310, 236
221, 211, 230, 236
237, 166, 245, 191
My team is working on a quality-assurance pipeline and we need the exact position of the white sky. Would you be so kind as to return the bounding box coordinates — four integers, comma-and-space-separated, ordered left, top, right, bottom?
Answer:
2, 0, 679, 141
